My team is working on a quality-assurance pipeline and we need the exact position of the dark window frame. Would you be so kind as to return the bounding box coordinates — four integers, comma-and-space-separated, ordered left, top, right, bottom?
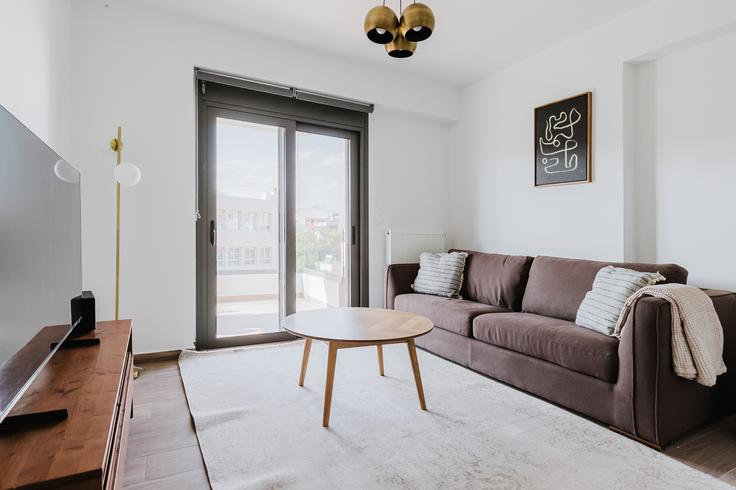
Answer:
195, 77, 369, 350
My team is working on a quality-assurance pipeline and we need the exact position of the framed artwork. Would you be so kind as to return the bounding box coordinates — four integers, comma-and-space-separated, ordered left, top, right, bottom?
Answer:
534, 92, 592, 186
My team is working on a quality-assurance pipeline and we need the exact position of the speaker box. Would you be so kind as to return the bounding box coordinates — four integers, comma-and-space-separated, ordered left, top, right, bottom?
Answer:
70, 290, 96, 337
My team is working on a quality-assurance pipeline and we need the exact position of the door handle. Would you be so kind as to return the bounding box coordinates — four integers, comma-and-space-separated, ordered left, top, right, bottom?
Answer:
210, 220, 216, 246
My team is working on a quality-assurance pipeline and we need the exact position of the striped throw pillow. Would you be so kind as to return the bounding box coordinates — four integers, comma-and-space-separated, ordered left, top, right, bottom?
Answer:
412, 251, 468, 298
575, 266, 666, 335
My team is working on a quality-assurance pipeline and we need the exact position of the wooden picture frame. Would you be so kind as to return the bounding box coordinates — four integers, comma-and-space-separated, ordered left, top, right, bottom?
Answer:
534, 92, 592, 187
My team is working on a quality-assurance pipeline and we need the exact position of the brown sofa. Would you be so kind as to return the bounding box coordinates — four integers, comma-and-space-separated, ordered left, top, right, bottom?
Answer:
386, 250, 736, 449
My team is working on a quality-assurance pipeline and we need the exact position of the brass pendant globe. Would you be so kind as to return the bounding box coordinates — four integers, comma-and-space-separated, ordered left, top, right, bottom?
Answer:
400, 2, 435, 42
385, 31, 416, 58
364, 5, 399, 44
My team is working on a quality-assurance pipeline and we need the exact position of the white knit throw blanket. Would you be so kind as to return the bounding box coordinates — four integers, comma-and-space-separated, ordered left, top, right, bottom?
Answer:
613, 284, 727, 387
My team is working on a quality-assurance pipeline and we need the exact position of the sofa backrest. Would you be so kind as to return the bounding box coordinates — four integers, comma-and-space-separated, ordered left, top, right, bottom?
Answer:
521, 256, 689, 321
451, 249, 534, 311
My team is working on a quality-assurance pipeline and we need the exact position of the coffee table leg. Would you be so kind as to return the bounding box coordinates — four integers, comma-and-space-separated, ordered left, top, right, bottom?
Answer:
407, 339, 427, 411
299, 338, 312, 387
377, 344, 385, 376
323, 341, 338, 427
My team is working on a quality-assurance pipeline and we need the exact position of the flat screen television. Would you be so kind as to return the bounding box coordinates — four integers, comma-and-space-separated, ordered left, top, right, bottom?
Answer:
0, 104, 82, 425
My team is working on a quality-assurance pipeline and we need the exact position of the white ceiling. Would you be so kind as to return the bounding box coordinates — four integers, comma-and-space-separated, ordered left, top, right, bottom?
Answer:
145, 0, 650, 87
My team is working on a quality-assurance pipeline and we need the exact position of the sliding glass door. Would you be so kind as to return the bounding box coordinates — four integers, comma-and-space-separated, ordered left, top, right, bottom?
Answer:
214, 114, 288, 338
295, 126, 359, 315
197, 95, 363, 349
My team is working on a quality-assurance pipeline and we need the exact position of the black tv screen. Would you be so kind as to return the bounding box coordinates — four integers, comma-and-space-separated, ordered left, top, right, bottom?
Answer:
0, 104, 82, 424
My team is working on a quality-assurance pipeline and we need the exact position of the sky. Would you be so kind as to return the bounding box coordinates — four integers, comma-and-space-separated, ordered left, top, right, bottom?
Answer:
216, 117, 347, 221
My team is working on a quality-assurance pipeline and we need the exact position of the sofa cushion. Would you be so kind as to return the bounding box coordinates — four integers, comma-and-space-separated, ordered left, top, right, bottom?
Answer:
394, 294, 508, 337
575, 266, 665, 335
472, 312, 620, 382
521, 256, 688, 322
413, 251, 468, 298
450, 250, 534, 311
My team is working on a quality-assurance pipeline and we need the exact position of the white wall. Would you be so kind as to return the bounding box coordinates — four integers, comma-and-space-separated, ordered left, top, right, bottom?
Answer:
0, 0, 71, 157
69, 1, 457, 353
369, 109, 451, 306
629, 32, 736, 290
5, 0, 734, 355
449, 0, 736, 264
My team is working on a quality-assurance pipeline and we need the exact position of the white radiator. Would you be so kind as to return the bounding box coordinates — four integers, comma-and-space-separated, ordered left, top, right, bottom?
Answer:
385, 229, 446, 265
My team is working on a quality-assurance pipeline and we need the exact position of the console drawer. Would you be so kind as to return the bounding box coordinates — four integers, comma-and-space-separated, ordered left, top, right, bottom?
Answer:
105, 351, 133, 489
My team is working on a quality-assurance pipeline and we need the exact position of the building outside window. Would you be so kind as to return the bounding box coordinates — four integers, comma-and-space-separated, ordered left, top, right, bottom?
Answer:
225, 210, 239, 231
217, 210, 226, 230
217, 247, 225, 268
228, 247, 241, 267
259, 247, 272, 265
241, 211, 256, 231
260, 212, 272, 231
243, 247, 257, 265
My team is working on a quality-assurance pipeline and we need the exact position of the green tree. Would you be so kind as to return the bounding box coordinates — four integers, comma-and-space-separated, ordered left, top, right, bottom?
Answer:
296, 227, 343, 271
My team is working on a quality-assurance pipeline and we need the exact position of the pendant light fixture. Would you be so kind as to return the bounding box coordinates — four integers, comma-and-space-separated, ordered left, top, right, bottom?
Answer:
400, 2, 435, 42
364, 4, 399, 44
364, 0, 435, 58
386, 31, 416, 58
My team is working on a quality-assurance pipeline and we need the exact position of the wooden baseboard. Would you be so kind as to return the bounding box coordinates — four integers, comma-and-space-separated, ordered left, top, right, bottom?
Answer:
133, 350, 182, 364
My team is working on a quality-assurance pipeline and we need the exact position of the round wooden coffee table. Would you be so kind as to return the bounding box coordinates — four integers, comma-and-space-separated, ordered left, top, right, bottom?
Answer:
282, 307, 433, 427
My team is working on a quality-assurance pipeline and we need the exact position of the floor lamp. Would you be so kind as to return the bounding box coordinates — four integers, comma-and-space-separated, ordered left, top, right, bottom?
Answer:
109, 127, 142, 376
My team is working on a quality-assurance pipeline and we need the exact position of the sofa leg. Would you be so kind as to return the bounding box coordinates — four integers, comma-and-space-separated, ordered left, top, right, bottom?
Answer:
608, 426, 662, 451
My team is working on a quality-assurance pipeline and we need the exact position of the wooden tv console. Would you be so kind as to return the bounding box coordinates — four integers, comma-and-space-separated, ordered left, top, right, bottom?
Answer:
0, 320, 133, 489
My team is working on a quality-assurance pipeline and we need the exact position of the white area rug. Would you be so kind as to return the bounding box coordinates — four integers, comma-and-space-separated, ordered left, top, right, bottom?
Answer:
179, 341, 727, 489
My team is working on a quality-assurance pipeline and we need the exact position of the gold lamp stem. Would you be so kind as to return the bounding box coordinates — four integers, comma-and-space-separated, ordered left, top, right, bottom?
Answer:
109, 126, 140, 380
111, 127, 123, 321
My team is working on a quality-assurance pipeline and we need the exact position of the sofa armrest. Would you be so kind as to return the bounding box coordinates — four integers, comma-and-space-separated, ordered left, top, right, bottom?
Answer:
704, 289, 736, 395
615, 289, 736, 447
385, 263, 419, 309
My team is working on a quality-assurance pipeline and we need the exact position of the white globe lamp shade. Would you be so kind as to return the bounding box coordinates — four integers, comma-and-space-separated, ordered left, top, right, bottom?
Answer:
114, 162, 142, 187
53, 159, 80, 183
